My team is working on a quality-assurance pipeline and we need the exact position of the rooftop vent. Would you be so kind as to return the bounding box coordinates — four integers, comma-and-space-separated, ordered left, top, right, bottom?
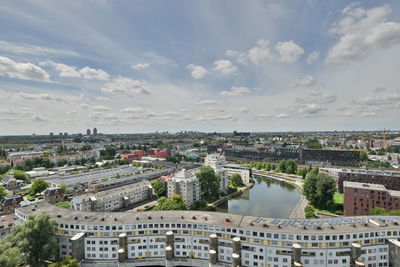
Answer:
74, 216, 78, 220
225, 217, 230, 223
204, 217, 208, 220
192, 216, 196, 220
114, 218, 118, 221
303, 226, 307, 230
32, 208, 35, 211
57, 214, 62, 218
148, 216, 152, 220
136, 217, 140, 220
250, 222, 254, 226
101, 218, 105, 221
330, 226, 334, 229
317, 226, 322, 230
181, 216, 184, 219
262, 224, 269, 228
160, 216, 163, 219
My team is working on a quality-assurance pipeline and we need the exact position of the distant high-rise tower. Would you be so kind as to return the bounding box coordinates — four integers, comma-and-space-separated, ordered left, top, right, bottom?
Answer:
49, 132, 54, 136
93, 128, 97, 135
87, 129, 91, 135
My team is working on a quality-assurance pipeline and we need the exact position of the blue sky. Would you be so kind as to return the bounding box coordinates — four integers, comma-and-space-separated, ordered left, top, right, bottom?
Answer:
1, 0, 400, 134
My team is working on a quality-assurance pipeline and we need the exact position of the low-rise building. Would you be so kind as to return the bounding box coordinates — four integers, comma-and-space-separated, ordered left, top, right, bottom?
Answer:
72, 180, 151, 212
0, 195, 23, 214
204, 153, 229, 190
120, 150, 143, 162
0, 215, 14, 239
344, 181, 400, 216
167, 169, 200, 206
44, 187, 65, 204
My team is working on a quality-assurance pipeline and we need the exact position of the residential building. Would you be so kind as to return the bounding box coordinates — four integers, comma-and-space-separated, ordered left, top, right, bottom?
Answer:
222, 164, 252, 185
87, 129, 91, 135
148, 148, 169, 158
0, 195, 23, 214
0, 215, 14, 239
167, 169, 200, 206
338, 169, 400, 193
120, 150, 143, 162
204, 153, 229, 190
93, 128, 97, 135
72, 180, 151, 212
44, 187, 65, 204
344, 181, 400, 216
15, 201, 400, 267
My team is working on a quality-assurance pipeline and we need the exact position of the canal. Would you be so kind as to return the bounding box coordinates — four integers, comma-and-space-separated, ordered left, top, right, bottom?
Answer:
216, 176, 301, 218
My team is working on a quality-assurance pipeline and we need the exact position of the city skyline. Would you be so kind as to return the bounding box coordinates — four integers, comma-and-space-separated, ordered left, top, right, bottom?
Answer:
1, 0, 400, 135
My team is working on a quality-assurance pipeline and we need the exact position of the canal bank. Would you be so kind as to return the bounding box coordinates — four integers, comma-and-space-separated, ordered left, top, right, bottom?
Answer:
215, 176, 301, 218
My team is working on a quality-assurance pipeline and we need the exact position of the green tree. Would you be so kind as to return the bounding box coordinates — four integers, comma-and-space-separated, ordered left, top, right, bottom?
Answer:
285, 160, 297, 174
154, 194, 186, 210
10, 213, 57, 267
297, 168, 308, 179
151, 179, 166, 197
305, 139, 322, 149
304, 205, 315, 219
49, 256, 78, 267
360, 151, 368, 161
304, 173, 336, 209
370, 207, 386, 215
0, 185, 7, 200
196, 166, 220, 199
229, 174, 244, 188
0, 240, 23, 267
13, 170, 29, 182
30, 179, 49, 195
279, 160, 287, 173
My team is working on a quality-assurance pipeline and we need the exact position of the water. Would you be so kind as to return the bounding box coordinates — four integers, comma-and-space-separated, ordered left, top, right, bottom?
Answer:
216, 176, 301, 218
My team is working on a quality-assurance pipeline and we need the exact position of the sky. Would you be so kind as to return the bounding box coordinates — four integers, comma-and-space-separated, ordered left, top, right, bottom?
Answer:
0, 0, 400, 135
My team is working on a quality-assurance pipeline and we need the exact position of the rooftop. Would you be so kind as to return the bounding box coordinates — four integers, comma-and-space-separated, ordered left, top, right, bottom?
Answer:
16, 202, 400, 234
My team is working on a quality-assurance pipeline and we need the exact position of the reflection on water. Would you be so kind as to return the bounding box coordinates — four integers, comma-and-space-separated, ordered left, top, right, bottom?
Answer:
216, 176, 300, 218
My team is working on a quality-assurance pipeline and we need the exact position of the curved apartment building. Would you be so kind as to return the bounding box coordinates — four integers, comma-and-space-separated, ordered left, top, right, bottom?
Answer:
15, 202, 400, 267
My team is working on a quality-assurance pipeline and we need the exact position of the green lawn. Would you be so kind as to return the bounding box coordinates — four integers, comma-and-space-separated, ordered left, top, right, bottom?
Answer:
55, 201, 71, 209
334, 192, 344, 204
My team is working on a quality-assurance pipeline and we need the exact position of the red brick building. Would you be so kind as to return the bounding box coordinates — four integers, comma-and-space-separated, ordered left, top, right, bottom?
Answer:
148, 148, 169, 158
344, 181, 400, 216
121, 150, 143, 162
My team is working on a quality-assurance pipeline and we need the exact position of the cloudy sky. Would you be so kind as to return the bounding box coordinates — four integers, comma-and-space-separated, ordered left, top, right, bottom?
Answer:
1, 0, 400, 135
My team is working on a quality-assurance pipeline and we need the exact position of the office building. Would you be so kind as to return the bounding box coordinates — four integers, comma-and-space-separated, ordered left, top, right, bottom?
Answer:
87, 129, 91, 135
93, 128, 97, 135
167, 169, 200, 206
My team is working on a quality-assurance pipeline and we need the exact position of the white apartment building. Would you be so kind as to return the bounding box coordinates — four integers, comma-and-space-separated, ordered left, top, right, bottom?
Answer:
15, 202, 400, 267
204, 153, 229, 190
222, 163, 252, 185
167, 169, 200, 206
71, 180, 151, 212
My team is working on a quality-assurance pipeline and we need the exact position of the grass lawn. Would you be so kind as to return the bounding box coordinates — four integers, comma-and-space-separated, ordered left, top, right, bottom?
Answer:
334, 192, 344, 204
55, 201, 71, 208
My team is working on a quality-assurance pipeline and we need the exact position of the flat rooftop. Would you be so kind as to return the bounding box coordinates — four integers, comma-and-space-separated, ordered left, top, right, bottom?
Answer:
16, 202, 400, 234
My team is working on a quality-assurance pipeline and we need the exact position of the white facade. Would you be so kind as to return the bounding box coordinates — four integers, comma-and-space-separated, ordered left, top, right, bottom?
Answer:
167, 169, 200, 206
15, 203, 400, 267
222, 164, 252, 185
72, 180, 151, 212
204, 153, 229, 190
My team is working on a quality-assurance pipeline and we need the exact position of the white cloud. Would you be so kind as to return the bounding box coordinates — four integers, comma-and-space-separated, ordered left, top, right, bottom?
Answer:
80, 104, 109, 112
186, 64, 208, 79
288, 75, 316, 88
131, 63, 150, 70
0, 56, 50, 82
39, 60, 80, 77
120, 107, 145, 113
297, 103, 327, 114
275, 40, 304, 63
198, 100, 220, 105
194, 114, 236, 122
306, 51, 320, 64
14, 92, 66, 102
79, 66, 109, 80
326, 4, 400, 63
101, 76, 150, 96
239, 107, 250, 114
220, 86, 251, 96
32, 115, 48, 122
355, 90, 400, 106
258, 114, 272, 119
275, 113, 288, 118
213, 60, 238, 75
0, 40, 79, 57
248, 40, 275, 65
226, 49, 248, 64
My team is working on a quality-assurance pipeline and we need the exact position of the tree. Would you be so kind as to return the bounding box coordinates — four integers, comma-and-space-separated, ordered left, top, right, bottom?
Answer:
370, 207, 386, 215
304, 205, 315, 219
13, 170, 29, 182
154, 194, 186, 210
49, 256, 78, 267
196, 166, 220, 199
305, 139, 322, 149
360, 151, 368, 161
286, 160, 297, 174
0, 185, 7, 201
229, 174, 244, 188
297, 168, 308, 179
0, 240, 23, 267
30, 179, 49, 195
10, 213, 57, 267
151, 179, 166, 197
304, 173, 336, 209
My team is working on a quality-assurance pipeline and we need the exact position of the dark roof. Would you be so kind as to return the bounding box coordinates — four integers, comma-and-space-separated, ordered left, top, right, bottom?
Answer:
1, 194, 23, 206
44, 188, 64, 196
